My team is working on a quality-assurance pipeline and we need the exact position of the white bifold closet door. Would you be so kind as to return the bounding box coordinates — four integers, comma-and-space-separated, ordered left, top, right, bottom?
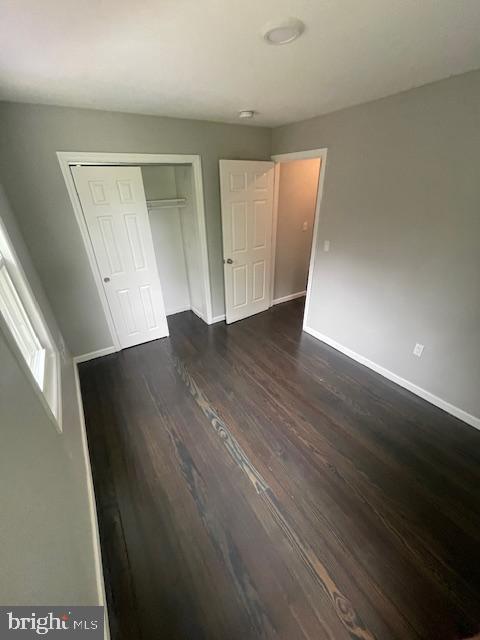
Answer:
219, 160, 274, 323
72, 165, 169, 349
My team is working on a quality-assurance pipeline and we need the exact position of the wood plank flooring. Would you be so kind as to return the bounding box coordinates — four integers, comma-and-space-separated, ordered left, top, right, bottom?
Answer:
78, 299, 480, 640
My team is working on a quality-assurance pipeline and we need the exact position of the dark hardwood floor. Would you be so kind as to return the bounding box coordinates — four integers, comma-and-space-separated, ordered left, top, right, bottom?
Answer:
79, 299, 480, 640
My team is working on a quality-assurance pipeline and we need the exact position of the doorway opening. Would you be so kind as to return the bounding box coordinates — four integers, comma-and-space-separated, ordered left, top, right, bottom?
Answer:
271, 148, 327, 329
141, 164, 206, 321
218, 149, 327, 327
271, 156, 321, 305
57, 152, 213, 353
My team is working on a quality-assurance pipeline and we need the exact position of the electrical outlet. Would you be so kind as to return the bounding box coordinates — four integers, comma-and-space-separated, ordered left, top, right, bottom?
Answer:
302, 221, 308, 232
413, 343, 424, 358
323, 240, 330, 252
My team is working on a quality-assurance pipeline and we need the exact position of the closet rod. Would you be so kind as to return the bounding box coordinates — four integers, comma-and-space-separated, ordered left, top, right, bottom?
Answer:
147, 197, 187, 210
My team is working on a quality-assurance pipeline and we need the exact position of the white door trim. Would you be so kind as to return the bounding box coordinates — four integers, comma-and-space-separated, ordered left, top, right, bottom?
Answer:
271, 149, 328, 162
269, 162, 281, 307
57, 152, 214, 351
270, 148, 328, 327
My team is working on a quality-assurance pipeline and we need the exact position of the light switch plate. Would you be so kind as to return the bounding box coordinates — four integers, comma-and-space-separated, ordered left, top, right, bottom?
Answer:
323, 240, 330, 252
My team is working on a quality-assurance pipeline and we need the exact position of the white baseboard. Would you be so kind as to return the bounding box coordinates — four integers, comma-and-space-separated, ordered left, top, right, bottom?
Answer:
73, 363, 111, 639
166, 304, 191, 316
191, 306, 207, 322
192, 306, 224, 324
74, 346, 116, 364
303, 324, 480, 431
273, 291, 306, 306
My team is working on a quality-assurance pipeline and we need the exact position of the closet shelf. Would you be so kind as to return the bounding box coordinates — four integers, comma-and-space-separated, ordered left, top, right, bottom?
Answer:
147, 197, 187, 210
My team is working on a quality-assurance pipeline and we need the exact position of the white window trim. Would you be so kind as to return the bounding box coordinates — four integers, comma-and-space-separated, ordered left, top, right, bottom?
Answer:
0, 217, 62, 432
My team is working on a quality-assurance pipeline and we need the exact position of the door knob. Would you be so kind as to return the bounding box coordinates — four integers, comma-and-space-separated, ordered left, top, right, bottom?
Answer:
103, 276, 111, 283
225, 258, 233, 264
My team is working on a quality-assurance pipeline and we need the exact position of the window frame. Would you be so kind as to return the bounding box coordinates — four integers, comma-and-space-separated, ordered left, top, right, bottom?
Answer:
0, 217, 62, 432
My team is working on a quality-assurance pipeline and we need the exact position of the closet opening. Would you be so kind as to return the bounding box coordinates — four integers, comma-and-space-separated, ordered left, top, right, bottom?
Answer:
142, 163, 206, 324
58, 152, 213, 353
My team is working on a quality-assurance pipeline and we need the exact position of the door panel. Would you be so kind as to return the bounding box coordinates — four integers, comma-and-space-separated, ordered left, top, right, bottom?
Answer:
253, 200, 267, 248
72, 165, 169, 349
253, 261, 266, 300
233, 264, 248, 308
124, 214, 146, 271
219, 160, 274, 324
231, 203, 247, 252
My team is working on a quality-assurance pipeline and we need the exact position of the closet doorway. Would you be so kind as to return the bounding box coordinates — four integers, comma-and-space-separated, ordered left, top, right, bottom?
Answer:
142, 164, 206, 320
58, 152, 212, 352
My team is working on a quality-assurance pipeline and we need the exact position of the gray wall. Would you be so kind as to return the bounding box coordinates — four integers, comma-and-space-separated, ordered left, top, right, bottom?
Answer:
272, 70, 480, 419
141, 164, 178, 200
0, 186, 99, 604
0, 103, 271, 356
274, 158, 320, 300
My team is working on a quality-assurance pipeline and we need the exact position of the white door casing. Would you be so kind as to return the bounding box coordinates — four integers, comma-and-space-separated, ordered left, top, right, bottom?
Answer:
72, 165, 169, 348
219, 160, 274, 324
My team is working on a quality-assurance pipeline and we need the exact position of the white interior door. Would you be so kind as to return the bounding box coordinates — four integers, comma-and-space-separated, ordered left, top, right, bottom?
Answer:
72, 165, 169, 349
219, 160, 274, 323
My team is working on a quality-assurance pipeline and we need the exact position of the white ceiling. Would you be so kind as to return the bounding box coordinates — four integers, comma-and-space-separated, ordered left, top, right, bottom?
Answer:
1, 0, 480, 127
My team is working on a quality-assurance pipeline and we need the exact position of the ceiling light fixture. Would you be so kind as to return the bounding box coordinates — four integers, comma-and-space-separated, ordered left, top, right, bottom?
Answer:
238, 110, 255, 119
263, 17, 305, 45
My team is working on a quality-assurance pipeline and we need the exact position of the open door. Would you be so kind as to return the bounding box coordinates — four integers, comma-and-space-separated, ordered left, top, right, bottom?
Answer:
219, 160, 274, 323
72, 165, 169, 349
